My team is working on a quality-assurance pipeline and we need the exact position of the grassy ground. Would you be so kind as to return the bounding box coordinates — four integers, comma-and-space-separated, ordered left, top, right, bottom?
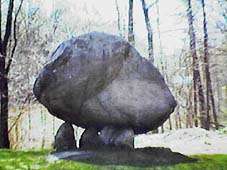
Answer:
0, 150, 227, 170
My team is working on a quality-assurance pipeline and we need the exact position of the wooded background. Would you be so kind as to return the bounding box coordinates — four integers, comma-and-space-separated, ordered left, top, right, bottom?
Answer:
0, 0, 227, 149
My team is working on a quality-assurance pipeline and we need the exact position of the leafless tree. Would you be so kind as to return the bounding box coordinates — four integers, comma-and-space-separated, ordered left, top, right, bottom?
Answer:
186, 0, 207, 129
0, 0, 24, 148
201, 0, 218, 129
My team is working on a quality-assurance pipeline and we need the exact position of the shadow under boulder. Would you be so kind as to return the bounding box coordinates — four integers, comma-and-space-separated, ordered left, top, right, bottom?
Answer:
49, 147, 196, 167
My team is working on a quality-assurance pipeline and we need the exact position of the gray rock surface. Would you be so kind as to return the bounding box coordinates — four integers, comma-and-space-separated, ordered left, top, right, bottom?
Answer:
54, 122, 77, 152
100, 126, 134, 149
79, 127, 102, 149
33, 32, 177, 134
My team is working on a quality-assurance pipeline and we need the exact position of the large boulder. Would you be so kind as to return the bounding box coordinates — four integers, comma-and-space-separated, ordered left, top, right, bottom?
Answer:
33, 32, 176, 134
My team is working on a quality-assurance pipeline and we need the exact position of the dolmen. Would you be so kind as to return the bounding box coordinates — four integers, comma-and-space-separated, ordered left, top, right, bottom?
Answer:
33, 32, 177, 150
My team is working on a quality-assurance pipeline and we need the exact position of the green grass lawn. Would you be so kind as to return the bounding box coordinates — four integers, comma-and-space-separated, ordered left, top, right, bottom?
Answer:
0, 149, 227, 170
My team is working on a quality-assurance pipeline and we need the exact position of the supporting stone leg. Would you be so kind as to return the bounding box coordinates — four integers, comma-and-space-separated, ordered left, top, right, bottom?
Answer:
54, 122, 77, 152
99, 126, 134, 149
79, 127, 102, 150
114, 128, 134, 149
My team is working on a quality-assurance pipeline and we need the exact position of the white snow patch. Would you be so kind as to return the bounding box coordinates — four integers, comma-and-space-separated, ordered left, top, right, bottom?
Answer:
135, 128, 227, 155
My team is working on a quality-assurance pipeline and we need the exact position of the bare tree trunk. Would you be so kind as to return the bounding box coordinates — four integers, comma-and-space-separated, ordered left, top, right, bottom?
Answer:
216, 78, 222, 120
187, 0, 207, 129
115, 0, 122, 37
0, 0, 12, 149
178, 112, 182, 129
141, 0, 154, 63
156, 1, 165, 133
202, 0, 210, 130
201, 0, 218, 130
168, 117, 172, 130
175, 105, 179, 129
0, 0, 23, 148
186, 114, 189, 128
155, 0, 165, 76
175, 114, 179, 129
175, 105, 182, 129
128, 0, 135, 45
187, 86, 193, 128
41, 109, 45, 149
0, 58, 10, 148
155, 1, 162, 57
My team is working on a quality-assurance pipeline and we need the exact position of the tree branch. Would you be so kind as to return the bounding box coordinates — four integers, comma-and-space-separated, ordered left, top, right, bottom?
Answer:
8, 92, 32, 133
146, 0, 158, 10
6, 0, 23, 74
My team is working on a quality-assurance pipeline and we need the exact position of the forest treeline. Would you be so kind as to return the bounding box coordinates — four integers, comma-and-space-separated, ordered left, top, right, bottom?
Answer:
0, 0, 227, 149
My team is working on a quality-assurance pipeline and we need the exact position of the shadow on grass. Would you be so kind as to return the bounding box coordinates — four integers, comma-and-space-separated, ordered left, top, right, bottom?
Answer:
53, 147, 197, 167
